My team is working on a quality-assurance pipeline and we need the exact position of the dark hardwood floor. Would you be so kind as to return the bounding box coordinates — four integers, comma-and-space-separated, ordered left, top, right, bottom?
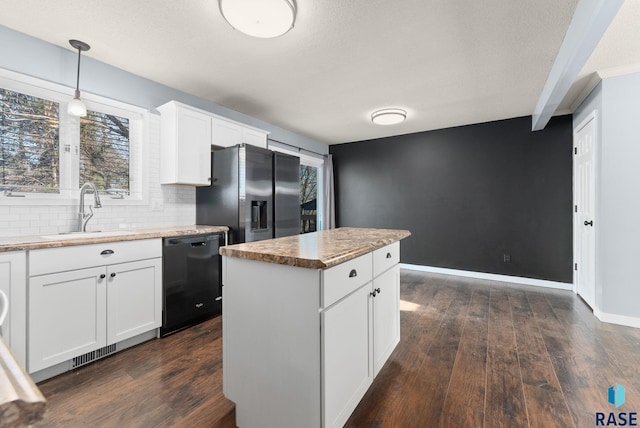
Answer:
35, 270, 640, 427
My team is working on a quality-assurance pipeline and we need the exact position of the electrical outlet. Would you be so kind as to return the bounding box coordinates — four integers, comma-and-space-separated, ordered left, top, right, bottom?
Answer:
503, 253, 511, 263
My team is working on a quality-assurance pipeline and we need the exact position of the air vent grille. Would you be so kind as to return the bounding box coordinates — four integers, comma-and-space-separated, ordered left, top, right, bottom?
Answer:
72, 344, 117, 368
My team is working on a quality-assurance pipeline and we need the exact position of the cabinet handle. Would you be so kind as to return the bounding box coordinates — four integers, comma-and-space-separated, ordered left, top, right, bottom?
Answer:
584, 220, 594, 226
195, 303, 204, 308
370, 290, 377, 297
100, 249, 114, 255
110, 272, 117, 278
386, 252, 392, 259
375, 287, 381, 294
349, 269, 357, 278
99, 274, 106, 279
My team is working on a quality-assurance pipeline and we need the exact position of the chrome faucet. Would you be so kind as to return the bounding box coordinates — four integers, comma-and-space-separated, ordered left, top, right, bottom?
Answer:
78, 182, 102, 232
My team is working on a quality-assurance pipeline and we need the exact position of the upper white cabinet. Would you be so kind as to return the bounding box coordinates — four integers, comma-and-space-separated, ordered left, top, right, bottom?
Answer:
158, 101, 269, 185
158, 102, 212, 186
0, 251, 27, 366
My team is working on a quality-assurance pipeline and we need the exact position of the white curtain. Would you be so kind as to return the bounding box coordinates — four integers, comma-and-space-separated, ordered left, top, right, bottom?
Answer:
323, 154, 336, 229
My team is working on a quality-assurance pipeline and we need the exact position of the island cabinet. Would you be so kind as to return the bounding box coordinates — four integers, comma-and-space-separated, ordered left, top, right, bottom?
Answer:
222, 232, 405, 428
27, 239, 162, 374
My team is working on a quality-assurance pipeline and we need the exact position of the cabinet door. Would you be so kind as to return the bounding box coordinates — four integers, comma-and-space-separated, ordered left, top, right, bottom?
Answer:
175, 107, 212, 185
28, 267, 107, 373
212, 117, 242, 148
241, 127, 268, 148
322, 284, 372, 428
106, 258, 162, 344
0, 252, 26, 365
372, 265, 400, 376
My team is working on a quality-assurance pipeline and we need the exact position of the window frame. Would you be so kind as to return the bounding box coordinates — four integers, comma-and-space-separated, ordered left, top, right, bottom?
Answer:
0, 68, 149, 206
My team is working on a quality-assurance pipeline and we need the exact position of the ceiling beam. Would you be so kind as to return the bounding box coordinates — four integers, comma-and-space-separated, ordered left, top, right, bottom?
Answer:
531, 0, 624, 131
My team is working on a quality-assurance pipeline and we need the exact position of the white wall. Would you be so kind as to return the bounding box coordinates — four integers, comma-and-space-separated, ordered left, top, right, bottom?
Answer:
574, 72, 640, 323
0, 115, 195, 238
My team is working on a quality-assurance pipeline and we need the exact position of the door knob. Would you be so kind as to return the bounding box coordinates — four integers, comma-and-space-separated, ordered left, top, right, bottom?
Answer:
584, 220, 594, 226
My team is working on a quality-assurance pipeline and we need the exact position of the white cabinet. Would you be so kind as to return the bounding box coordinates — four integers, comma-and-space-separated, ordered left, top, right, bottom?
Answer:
158, 101, 212, 186
322, 284, 372, 428
372, 265, 400, 376
106, 259, 162, 344
211, 117, 269, 149
28, 240, 162, 373
158, 101, 270, 185
29, 267, 107, 372
223, 241, 402, 428
0, 251, 27, 365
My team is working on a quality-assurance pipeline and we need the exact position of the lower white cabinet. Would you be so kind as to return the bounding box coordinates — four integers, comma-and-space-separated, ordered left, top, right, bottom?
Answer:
27, 240, 162, 373
0, 251, 27, 365
223, 241, 401, 428
372, 265, 400, 376
29, 266, 107, 372
322, 284, 373, 428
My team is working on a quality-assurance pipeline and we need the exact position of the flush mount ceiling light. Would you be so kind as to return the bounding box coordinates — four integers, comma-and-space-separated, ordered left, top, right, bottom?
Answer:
371, 108, 407, 125
67, 39, 90, 117
219, 0, 296, 38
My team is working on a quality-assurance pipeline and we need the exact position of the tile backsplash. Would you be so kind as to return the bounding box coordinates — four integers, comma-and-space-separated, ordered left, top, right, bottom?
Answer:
0, 114, 196, 238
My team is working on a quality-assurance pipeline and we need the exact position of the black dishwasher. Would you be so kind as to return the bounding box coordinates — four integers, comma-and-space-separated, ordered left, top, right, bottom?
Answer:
161, 233, 225, 336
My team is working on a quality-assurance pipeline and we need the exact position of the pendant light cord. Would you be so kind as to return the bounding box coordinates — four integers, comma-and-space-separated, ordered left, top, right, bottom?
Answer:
74, 47, 82, 98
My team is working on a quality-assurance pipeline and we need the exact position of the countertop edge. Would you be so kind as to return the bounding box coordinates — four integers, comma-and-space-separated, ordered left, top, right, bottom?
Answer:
0, 225, 229, 253
220, 228, 411, 269
0, 338, 47, 426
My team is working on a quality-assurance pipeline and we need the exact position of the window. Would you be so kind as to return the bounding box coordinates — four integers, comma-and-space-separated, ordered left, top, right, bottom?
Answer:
0, 88, 60, 193
300, 164, 318, 233
80, 111, 130, 194
0, 69, 146, 203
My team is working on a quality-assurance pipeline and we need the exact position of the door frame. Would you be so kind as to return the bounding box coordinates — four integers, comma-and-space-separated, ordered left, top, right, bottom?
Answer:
572, 110, 598, 303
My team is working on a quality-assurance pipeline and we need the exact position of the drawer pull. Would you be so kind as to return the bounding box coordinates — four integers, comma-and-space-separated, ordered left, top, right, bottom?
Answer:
386, 252, 392, 259
349, 269, 358, 278
110, 272, 117, 278
195, 303, 204, 308
100, 249, 114, 255
99, 274, 106, 279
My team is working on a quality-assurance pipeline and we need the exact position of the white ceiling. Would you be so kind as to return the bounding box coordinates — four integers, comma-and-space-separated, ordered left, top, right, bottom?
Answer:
0, 0, 638, 145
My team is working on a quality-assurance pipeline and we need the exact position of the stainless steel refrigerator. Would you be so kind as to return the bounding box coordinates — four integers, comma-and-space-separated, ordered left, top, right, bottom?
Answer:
196, 144, 300, 244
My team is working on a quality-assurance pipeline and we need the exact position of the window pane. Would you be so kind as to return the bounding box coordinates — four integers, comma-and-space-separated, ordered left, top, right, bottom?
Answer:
80, 110, 130, 192
0, 88, 60, 193
300, 165, 317, 234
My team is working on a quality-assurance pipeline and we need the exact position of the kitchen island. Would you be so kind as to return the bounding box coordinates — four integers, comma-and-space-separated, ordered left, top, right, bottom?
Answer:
220, 227, 411, 428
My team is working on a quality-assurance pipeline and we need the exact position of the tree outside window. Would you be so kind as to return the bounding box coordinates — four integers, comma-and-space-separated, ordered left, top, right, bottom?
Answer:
300, 164, 317, 233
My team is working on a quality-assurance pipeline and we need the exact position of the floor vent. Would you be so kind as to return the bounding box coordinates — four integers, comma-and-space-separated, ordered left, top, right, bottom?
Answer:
72, 344, 117, 368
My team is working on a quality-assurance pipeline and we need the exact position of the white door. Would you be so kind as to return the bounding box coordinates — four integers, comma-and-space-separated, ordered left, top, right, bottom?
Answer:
106, 258, 162, 344
574, 113, 597, 309
372, 266, 400, 376
28, 267, 107, 372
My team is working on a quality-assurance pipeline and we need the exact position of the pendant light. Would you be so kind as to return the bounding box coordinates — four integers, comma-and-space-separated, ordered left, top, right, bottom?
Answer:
68, 39, 91, 117
371, 108, 407, 125
219, 0, 296, 38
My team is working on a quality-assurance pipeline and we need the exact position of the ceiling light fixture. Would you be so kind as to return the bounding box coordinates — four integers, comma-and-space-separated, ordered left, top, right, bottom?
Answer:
371, 108, 407, 125
219, 0, 296, 38
67, 39, 90, 117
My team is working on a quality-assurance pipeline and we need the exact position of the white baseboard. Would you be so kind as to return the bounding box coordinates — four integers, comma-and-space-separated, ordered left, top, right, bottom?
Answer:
399, 264, 573, 291
594, 309, 640, 329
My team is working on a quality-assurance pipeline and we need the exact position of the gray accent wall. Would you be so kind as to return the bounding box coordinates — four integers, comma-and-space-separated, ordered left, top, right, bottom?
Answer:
0, 25, 327, 156
330, 116, 573, 283
574, 73, 640, 320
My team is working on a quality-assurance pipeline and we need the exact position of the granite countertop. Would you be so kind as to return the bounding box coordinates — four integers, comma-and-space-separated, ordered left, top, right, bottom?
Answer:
0, 338, 46, 426
220, 227, 411, 269
0, 225, 229, 253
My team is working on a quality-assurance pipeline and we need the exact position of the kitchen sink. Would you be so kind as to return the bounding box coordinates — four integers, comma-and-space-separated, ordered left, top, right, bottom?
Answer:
40, 231, 136, 240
